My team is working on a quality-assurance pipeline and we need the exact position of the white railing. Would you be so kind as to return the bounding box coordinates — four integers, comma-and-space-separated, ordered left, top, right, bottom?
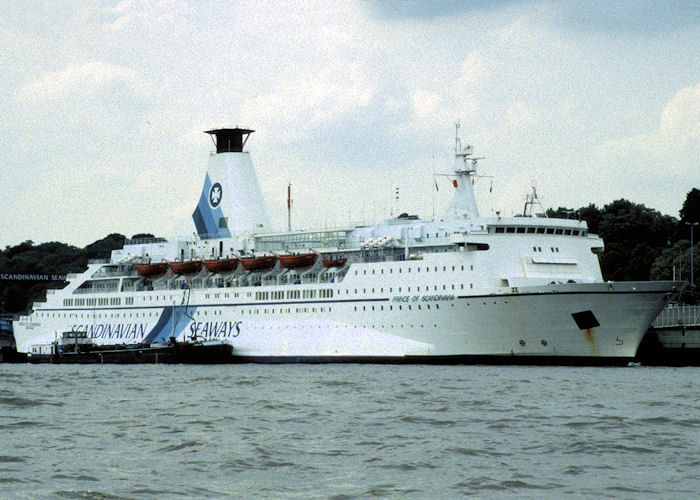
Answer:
653, 305, 700, 328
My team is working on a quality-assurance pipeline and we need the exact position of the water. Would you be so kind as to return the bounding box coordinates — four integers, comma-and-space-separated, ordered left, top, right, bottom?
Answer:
1, 364, 698, 499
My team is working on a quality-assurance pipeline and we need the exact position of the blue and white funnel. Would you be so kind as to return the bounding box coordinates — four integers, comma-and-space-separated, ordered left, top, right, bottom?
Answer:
192, 128, 271, 238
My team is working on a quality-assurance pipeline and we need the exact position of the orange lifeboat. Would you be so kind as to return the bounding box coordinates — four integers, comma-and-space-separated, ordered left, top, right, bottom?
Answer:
203, 258, 239, 273
240, 256, 277, 271
278, 253, 317, 269
134, 262, 169, 276
322, 258, 347, 268
168, 260, 202, 275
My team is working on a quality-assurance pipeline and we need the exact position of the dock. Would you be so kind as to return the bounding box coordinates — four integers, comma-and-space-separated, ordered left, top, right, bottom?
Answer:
638, 305, 700, 366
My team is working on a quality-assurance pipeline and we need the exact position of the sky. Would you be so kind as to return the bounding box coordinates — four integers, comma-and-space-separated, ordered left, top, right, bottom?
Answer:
1, 0, 698, 248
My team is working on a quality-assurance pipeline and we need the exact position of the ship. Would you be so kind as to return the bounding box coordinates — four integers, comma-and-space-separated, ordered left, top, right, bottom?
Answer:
13, 126, 684, 364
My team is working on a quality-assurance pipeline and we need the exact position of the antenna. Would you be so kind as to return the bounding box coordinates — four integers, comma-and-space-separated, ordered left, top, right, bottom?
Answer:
431, 151, 436, 220
522, 184, 548, 217
454, 120, 461, 155
287, 183, 293, 231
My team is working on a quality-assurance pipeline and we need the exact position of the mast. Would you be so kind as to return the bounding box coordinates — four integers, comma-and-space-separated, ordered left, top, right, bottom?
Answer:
445, 122, 483, 222
522, 185, 548, 217
287, 183, 292, 231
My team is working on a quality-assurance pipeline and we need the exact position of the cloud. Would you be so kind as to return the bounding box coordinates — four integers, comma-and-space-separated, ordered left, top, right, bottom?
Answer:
366, 0, 699, 35
15, 61, 147, 104
239, 65, 376, 143
590, 83, 700, 217
103, 0, 193, 32
1, 0, 697, 248
456, 50, 493, 89
556, 0, 700, 35
364, 0, 524, 19
411, 89, 441, 118
597, 83, 700, 163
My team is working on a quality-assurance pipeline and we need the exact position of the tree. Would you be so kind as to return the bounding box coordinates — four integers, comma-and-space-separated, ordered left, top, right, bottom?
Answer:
680, 188, 700, 224
546, 204, 602, 234
596, 199, 678, 281
0, 234, 129, 314
81, 234, 126, 261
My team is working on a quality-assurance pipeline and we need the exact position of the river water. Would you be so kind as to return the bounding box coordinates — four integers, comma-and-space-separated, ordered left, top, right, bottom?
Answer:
1, 364, 698, 499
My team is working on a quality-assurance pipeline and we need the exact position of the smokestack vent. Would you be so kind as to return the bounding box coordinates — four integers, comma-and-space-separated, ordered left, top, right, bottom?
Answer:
204, 128, 254, 153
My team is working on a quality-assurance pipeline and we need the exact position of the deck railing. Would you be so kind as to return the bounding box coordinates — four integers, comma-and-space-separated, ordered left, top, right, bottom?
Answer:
653, 305, 700, 328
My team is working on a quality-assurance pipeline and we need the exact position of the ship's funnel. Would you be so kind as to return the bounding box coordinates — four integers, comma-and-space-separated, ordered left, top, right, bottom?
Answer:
192, 128, 271, 238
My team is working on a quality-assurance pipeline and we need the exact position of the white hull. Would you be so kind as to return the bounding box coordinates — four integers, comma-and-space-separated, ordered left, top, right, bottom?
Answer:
14, 281, 678, 362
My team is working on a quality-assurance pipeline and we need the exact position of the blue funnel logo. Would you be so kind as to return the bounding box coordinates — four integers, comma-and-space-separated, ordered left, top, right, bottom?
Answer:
193, 175, 230, 239
209, 183, 222, 208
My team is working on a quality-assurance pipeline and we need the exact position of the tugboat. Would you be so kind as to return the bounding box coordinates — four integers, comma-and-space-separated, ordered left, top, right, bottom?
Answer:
28, 331, 234, 364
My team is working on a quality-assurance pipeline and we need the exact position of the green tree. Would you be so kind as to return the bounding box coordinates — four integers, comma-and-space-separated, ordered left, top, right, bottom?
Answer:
0, 234, 129, 314
595, 199, 678, 281
680, 188, 700, 224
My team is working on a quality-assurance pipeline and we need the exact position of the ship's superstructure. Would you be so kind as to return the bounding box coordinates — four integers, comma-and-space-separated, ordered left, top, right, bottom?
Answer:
14, 127, 683, 362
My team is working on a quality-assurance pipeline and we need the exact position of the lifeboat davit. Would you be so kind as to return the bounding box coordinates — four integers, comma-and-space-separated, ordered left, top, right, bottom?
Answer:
322, 258, 347, 268
278, 253, 317, 269
168, 260, 202, 274
240, 256, 277, 271
203, 258, 239, 273
134, 262, 169, 276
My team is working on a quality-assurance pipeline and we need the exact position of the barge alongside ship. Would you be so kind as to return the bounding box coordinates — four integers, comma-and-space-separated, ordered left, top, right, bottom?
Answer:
13, 125, 683, 364
28, 332, 233, 364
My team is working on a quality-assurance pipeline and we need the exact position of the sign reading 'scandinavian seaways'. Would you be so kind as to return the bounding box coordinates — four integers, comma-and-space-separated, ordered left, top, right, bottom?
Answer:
0, 273, 67, 281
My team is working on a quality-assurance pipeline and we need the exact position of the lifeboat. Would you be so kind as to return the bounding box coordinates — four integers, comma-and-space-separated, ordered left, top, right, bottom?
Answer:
240, 256, 277, 271
278, 253, 317, 269
322, 258, 347, 268
134, 262, 169, 276
203, 258, 239, 273
168, 260, 202, 274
